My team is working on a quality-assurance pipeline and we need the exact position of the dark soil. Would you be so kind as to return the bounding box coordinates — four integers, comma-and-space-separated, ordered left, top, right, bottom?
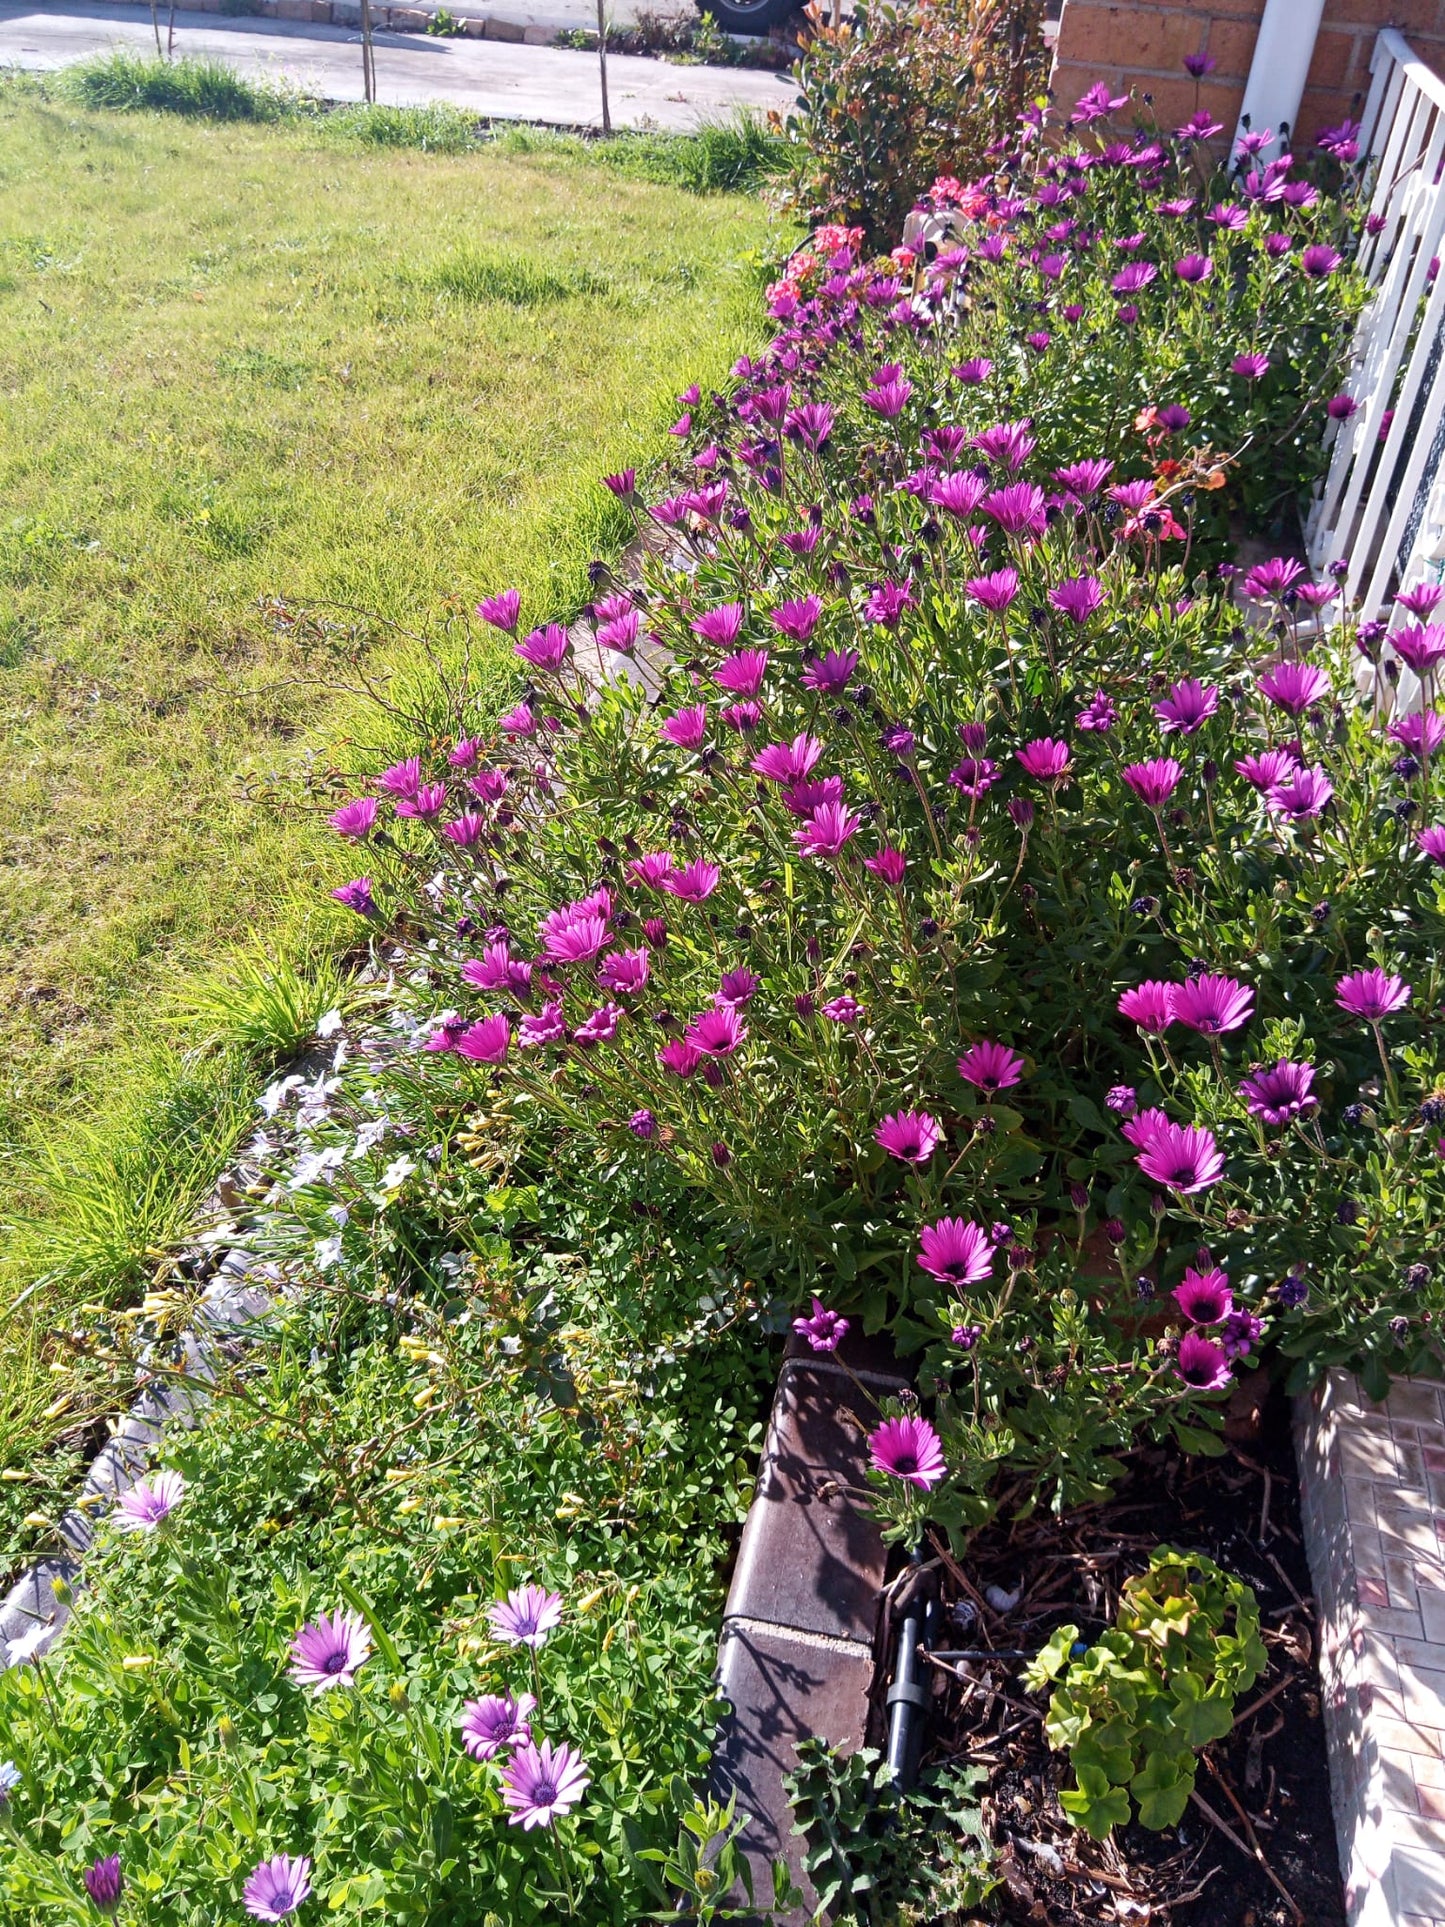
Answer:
894, 1381, 1345, 1927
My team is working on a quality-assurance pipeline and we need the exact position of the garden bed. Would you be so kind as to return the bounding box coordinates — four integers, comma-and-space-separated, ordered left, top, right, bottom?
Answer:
914, 1384, 1344, 1925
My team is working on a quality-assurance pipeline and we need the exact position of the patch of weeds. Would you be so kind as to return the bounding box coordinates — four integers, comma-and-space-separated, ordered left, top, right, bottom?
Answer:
215, 345, 313, 390
421, 245, 609, 306
177, 941, 359, 1064
425, 5, 464, 32
54, 51, 295, 122
323, 101, 482, 152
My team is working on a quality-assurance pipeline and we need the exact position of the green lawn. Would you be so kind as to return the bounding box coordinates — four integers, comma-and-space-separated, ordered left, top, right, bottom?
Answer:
0, 85, 775, 1513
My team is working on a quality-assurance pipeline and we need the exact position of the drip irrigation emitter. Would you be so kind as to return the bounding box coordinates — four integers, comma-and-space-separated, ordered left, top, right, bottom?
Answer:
885, 1547, 940, 1789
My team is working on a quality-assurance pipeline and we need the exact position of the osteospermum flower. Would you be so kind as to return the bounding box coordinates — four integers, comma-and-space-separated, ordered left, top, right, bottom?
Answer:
751, 734, 823, 785
1258, 660, 1330, 714
692, 603, 746, 649
792, 1298, 850, 1352
957, 1041, 1025, 1095
685, 1005, 747, 1056
328, 797, 379, 839
1154, 679, 1218, 735
1173, 1266, 1233, 1324
1118, 982, 1176, 1032
243, 1855, 313, 1921
1336, 968, 1411, 1021
875, 1110, 941, 1163
662, 859, 721, 904
868, 1416, 946, 1490
917, 1218, 995, 1286
1016, 738, 1071, 782
801, 649, 858, 695
1048, 575, 1105, 625
114, 1470, 185, 1532
488, 1584, 563, 1649
1077, 690, 1117, 732
1418, 826, 1445, 864
772, 595, 823, 644
865, 847, 907, 885
501, 1740, 591, 1829
1267, 767, 1335, 820
1238, 1060, 1317, 1126
288, 1610, 372, 1693
457, 1016, 510, 1064
660, 706, 707, 751
461, 1691, 536, 1761
795, 802, 861, 860
714, 649, 769, 696
1235, 748, 1300, 792
1175, 1331, 1232, 1391
1171, 973, 1254, 1036
476, 589, 521, 633
1131, 1119, 1226, 1193
1122, 758, 1183, 808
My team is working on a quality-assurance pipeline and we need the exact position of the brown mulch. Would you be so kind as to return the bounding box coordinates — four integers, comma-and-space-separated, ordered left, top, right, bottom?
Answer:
904, 1379, 1345, 1927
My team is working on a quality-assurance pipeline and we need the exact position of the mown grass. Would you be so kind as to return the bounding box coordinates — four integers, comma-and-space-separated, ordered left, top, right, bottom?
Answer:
0, 78, 777, 1512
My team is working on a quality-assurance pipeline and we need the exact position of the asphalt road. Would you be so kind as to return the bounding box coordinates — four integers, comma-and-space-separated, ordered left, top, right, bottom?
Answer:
0, 1, 797, 132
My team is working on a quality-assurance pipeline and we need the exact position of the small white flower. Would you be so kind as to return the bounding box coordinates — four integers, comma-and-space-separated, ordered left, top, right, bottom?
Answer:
380, 1155, 416, 1192
5, 1623, 54, 1667
315, 1008, 344, 1038
0, 1761, 21, 1801
314, 1236, 344, 1270
260, 1075, 304, 1119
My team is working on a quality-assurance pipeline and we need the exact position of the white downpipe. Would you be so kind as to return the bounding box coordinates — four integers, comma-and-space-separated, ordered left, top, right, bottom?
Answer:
1234, 0, 1328, 159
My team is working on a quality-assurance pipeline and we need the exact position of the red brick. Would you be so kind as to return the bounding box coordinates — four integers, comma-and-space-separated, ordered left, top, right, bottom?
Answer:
1204, 17, 1263, 80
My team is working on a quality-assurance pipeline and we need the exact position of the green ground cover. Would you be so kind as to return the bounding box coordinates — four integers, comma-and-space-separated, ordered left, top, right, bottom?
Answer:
0, 79, 775, 1526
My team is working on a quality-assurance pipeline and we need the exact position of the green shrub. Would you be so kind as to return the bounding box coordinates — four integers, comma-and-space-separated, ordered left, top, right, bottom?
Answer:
784, 0, 1047, 247
1026, 1548, 1267, 1837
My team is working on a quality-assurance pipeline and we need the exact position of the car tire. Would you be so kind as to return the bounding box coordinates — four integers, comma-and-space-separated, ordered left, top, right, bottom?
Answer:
696, 0, 799, 35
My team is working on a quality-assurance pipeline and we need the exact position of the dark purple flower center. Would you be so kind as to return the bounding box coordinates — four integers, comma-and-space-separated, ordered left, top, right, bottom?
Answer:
533, 1779, 557, 1806
324, 1649, 349, 1674
892, 1452, 919, 1474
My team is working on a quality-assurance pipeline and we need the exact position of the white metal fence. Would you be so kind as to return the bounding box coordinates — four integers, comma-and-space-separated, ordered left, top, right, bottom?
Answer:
1307, 28, 1445, 617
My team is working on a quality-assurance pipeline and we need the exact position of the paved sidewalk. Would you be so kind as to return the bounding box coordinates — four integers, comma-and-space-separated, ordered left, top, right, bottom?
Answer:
0, 0, 797, 132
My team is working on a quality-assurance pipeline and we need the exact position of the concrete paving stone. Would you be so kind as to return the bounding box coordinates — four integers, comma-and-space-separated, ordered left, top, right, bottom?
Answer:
1394, 1845, 1445, 1919
1392, 1383, 1445, 1428
1342, 1433, 1401, 1479
724, 1362, 890, 1646
712, 1623, 873, 1920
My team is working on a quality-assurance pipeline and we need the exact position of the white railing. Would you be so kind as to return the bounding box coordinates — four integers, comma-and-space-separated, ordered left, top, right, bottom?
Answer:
1307, 29, 1445, 617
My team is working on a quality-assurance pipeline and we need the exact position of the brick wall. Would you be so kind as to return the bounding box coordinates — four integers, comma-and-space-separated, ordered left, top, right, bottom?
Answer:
1051, 0, 1445, 146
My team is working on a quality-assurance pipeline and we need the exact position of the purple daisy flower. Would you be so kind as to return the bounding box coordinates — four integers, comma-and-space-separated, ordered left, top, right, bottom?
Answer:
1238, 1060, 1317, 1126
476, 589, 522, 633
1117, 982, 1176, 1032
1175, 1331, 1232, 1391
488, 1584, 563, 1649
456, 1016, 510, 1064
243, 1854, 313, 1921
501, 1739, 591, 1829
868, 1416, 946, 1490
1173, 1266, 1233, 1324
1336, 968, 1411, 1022
1016, 738, 1071, 782
328, 797, 379, 840
1048, 575, 1105, 625
1171, 973, 1254, 1036
957, 1041, 1025, 1095
1132, 1119, 1225, 1193
1154, 678, 1218, 735
1258, 660, 1330, 714
1122, 758, 1183, 808
114, 1470, 185, 1532
288, 1610, 372, 1693
461, 1690, 536, 1761
917, 1218, 995, 1286
874, 1110, 941, 1163
792, 1298, 850, 1353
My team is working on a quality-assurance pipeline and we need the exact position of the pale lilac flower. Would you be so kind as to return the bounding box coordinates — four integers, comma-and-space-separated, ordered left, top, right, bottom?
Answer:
243, 1855, 312, 1921
917, 1218, 995, 1286
1239, 1061, 1317, 1126
1154, 679, 1218, 735
488, 1584, 563, 1649
869, 1415, 946, 1490
0, 1762, 19, 1804
875, 1110, 941, 1163
461, 1691, 536, 1761
792, 1298, 850, 1352
1221, 1309, 1264, 1360
114, 1470, 185, 1532
501, 1740, 590, 1829
1335, 968, 1411, 1021
1171, 973, 1253, 1035
1175, 1331, 1231, 1390
288, 1610, 372, 1693
1173, 1266, 1232, 1324
957, 1041, 1024, 1094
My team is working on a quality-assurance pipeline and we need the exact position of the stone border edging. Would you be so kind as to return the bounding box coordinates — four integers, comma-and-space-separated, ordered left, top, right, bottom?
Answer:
1296, 1368, 1445, 1925
711, 1333, 910, 1919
